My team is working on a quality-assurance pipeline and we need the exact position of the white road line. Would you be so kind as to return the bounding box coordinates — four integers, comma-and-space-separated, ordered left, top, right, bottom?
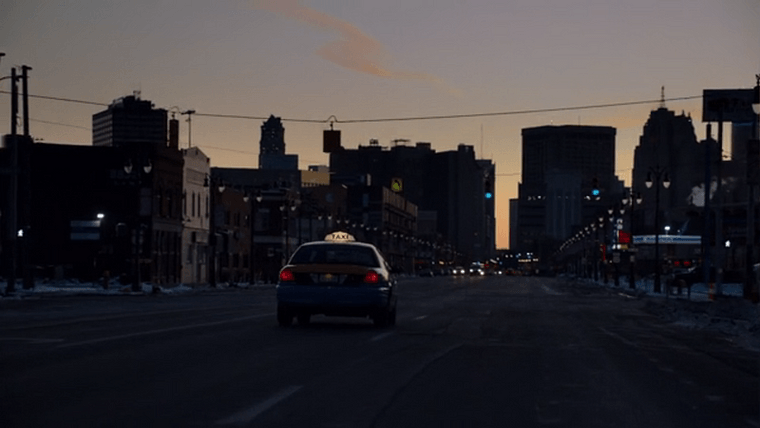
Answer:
598, 327, 636, 347
370, 331, 394, 342
56, 313, 274, 349
413, 315, 428, 321
215, 385, 303, 425
0, 337, 65, 344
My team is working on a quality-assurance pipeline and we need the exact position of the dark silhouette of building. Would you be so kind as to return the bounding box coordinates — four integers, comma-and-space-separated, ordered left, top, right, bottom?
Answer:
92, 93, 168, 148
512, 125, 619, 260
259, 115, 298, 170
90, 97, 184, 287
632, 108, 707, 237
1, 140, 143, 283
329, 141, 495, 262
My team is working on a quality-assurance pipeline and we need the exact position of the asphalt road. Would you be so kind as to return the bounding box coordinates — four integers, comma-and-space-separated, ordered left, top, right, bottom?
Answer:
0, 275, 758, 427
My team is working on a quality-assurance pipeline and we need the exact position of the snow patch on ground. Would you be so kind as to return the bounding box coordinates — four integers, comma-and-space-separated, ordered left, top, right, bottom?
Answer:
567, 275, 760, 352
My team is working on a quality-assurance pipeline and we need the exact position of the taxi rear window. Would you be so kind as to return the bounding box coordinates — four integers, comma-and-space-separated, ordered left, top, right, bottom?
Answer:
289, 244, 380, 267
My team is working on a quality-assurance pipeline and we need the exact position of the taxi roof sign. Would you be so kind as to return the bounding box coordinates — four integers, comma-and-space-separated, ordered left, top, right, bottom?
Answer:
324, 231, 355, 242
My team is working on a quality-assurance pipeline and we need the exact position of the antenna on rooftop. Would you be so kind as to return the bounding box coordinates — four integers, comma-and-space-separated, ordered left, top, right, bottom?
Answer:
659, 86, 665, 109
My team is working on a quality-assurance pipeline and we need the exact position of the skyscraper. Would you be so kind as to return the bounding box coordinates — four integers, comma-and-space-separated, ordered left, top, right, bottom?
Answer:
92, 94, 167, 147
259, 115, 298, 170
632, 107, 706, 236
513, 125, 619, 257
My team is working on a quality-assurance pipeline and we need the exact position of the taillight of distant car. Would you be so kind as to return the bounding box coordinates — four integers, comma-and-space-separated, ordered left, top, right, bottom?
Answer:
363, 271, 380, 284
279, 269, 295, 282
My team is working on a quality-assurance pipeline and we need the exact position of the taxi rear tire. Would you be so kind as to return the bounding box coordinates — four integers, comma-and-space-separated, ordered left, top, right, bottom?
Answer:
277, 305, 293, 327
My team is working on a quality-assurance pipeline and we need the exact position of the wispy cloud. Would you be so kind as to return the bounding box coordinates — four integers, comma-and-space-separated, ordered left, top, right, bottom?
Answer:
252, 0, 453, 89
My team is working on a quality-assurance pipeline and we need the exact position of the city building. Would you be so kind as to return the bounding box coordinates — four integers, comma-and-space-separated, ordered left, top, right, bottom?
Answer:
92, 93, 167, 148
512, 125, 619, 262
632, 107, 705, 237
92, 98, 184, 287
258, 115, 298, 170
213, 186, 251, 284
329, 140, 495, 262
0, 136, 183, 287
181, 146, 210, 285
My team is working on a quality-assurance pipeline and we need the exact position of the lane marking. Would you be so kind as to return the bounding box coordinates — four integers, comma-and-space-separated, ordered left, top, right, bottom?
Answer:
215, 385, 303, 425
598, 327, 636, 347
541, 285, 562, 295
2, 303, 269, 332
0, 337, 65, 344
56, 312, 274, 349
370, 331, 394, 342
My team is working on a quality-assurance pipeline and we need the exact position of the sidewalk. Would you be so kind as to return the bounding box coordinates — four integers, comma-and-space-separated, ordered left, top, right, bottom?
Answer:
564, 274, 760, 352
0, 278, 276, 299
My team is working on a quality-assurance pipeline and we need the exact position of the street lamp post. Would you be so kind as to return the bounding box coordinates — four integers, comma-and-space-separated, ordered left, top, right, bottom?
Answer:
246, 191, 262, 284
646, 167, 671, 293
205, 176, 225, 288
622, 190, 643, 289
280, 198, 301, 263
124, 158, 153, 292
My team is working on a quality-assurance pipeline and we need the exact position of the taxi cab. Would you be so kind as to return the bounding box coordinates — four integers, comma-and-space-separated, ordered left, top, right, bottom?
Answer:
276, 232, 397, 327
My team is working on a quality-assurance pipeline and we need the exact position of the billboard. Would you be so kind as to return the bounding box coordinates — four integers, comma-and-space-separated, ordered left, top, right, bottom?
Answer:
702, 89, 756, 123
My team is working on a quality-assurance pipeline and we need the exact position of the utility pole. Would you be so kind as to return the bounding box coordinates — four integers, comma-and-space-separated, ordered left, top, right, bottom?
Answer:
21, 65, 31, 136
181, 110, 195, 148
6, 67, 19, 293
20, 65, 33, 290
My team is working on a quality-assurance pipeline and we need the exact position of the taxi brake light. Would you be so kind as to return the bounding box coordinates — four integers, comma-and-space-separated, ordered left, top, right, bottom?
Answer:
280, 269, 295, 282
363, 271, 379, 284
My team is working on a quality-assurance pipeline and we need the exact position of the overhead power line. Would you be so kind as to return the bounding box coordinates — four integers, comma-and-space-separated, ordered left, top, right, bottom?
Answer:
0, 90, 108, 107
0, 89, 703, 125
334, 95, 704, 123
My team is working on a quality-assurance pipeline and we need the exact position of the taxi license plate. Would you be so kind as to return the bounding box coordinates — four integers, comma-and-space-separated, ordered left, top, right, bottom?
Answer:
317, 273, 340, 283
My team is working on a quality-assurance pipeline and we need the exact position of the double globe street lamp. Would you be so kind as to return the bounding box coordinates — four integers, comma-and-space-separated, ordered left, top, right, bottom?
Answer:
622, 190, 643, 289
645, 167, 670, 293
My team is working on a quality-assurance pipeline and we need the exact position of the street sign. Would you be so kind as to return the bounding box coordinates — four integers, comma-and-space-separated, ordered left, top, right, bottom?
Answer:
391, 178, 403, 193
633, 235, 701, 245
70, 220, 101, 241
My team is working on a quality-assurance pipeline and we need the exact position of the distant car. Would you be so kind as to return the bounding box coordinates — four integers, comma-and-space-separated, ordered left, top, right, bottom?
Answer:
276, 232, 397, 328
469, 266, 485, 276
453, 266, 466, 275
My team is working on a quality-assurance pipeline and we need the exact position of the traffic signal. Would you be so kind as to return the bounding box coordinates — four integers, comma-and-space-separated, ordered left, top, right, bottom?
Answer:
485, 178, 493, 199
591, 177, 600, 197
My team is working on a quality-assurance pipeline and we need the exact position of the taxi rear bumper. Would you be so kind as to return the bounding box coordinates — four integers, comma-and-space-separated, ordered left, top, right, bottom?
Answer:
277, 284, 394, 316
